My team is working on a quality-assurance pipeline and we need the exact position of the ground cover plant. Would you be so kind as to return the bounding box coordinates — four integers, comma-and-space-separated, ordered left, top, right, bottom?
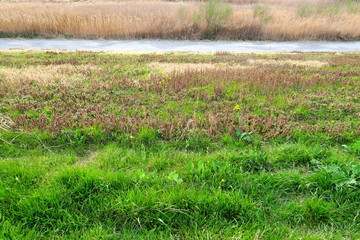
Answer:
1, 0, 360, 40
0, 51, 359, 239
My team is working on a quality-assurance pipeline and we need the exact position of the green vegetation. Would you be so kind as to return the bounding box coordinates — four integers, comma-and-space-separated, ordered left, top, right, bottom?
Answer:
253, 5, 272, 23
201, 0, 233, 35
0, 51, 359, 239
298, 0, 360, 18
0, 31, 43, 39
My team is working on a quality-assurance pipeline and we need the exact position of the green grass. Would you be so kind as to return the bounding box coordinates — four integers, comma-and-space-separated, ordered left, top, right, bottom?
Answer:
0, 51, 359, 239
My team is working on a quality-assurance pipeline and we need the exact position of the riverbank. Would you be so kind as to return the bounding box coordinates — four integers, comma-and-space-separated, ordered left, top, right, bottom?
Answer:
1, 0, 360, 41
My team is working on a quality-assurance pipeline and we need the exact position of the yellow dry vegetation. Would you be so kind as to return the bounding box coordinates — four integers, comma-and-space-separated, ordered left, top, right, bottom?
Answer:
248, 59, 328, 67
149, 58, 328, 73
0, 0, 359, 40
0, 1, 196, 38
148, 62, 248, 73
0, 64, 97, 85
0, 113, 14, 132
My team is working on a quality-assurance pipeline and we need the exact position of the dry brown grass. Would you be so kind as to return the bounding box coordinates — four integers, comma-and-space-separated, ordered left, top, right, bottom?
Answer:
0, 64, 97, 85
148, 58, 327, 73
0, 0, 359, 40
248, 59, 328, 67
148, 62, 248, 73
0, 2, 197, 38
0, 113, 14, 132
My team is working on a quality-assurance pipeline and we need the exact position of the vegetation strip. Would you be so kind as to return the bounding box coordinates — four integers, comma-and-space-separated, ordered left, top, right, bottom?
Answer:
0, 51, 359, 239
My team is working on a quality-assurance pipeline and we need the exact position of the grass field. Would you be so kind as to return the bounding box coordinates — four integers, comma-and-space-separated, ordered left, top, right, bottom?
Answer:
0, 51, 359, 239
1, 0, 360, 40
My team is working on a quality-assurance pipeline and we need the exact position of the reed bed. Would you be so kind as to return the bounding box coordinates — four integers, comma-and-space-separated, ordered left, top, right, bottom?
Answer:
0, 0, 359, 40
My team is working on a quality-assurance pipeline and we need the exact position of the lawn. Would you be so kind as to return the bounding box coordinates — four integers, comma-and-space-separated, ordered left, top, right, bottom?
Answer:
0, 51, 359, 239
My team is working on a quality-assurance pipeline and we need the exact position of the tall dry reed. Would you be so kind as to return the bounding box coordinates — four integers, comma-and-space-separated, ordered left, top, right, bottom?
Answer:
0, 0, 359, 40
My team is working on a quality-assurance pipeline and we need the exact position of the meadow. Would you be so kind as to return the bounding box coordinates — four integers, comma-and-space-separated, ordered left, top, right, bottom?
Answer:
1, 0, 360, 40
0, 51, 359, 239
